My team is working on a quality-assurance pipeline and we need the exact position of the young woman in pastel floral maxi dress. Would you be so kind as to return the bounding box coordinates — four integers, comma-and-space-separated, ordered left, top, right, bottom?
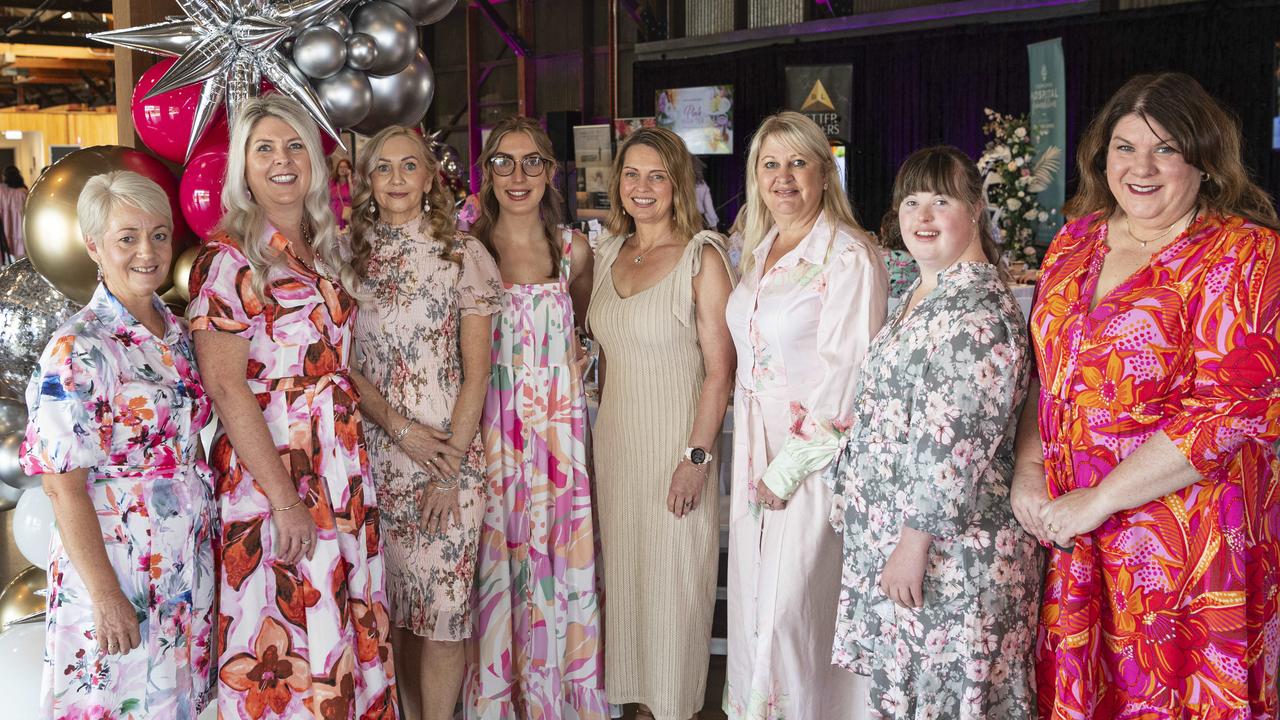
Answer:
463, 116, 608, 720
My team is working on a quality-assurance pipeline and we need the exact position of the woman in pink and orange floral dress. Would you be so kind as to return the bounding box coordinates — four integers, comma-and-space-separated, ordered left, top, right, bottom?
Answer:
462, 116, 608, 719
188, 94, 397, 719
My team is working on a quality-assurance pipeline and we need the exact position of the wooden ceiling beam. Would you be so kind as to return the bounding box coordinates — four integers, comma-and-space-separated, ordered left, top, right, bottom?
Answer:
0, 0, 111, 12
1, 57, 110, 70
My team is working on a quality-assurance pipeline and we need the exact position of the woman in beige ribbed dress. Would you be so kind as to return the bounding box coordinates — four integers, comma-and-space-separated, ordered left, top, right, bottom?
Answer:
586, 128, 736, 720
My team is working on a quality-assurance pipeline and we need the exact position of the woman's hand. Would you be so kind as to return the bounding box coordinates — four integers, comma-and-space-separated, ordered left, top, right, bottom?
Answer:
93, 591, 141, 656
880, 526, 932, 609
421, 485, 462, 534
272, 501, 317, 565
757, 481, 786, 512
1011, 465, 1051, 542
666, 461, 706, 518
400, 422, 464, 477
1039, 486, 1116, 549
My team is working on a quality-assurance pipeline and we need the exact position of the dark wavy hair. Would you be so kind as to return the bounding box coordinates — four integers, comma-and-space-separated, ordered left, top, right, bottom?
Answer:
469, 116, 565, 278
1064, 72, 1278, 231
882, 145, 1000, 265
3, 166, 24, 189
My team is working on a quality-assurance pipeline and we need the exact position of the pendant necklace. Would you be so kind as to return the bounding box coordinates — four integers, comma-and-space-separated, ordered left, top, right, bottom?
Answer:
1125, 207, 1196, 250
631, 234, 672, 264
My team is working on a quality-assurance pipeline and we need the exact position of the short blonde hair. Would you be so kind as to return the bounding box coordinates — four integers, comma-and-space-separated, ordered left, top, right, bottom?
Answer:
606, 127, 703, 242
740, 111, 864, 273
77, 170, 172, 240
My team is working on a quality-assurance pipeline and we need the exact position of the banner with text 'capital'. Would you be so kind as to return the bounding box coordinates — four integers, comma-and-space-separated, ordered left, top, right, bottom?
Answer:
1028, 38, 1066, 245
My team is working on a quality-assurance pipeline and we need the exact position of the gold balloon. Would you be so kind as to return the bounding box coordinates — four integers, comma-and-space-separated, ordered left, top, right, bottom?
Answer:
24, 146, 195, 305
170, 244, 201, 302
0, 565, 45, 629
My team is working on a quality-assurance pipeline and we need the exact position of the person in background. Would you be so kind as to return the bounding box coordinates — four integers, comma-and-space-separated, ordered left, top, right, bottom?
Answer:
348, 124, 500, 720
329, 153, 354, 230
587, 127, 735, 720
877, 207, 920, 307
694, 156, 719, 230
828, 146, 1041, 718
0, 165, 28, 259
462, 114, 607, 719
722, 110, 887, 720
21, 170, 215, 718
1014, 72, 1280, 718
187, 94, 397, 718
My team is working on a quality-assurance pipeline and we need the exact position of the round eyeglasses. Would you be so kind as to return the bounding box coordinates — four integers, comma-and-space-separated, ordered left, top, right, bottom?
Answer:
489, 154, 548, 177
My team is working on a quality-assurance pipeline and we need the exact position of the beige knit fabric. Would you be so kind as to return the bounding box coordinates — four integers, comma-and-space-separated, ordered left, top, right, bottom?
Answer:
586, 232, 730, 720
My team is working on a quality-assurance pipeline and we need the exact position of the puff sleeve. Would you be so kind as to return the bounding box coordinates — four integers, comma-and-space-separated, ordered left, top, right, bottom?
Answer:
456, 237, 503, 317
20, 333, 113, 475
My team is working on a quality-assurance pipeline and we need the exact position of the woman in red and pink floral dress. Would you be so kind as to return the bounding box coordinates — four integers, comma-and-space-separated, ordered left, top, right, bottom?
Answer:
1012, 73, 1280, 719
188, 94, 397, 719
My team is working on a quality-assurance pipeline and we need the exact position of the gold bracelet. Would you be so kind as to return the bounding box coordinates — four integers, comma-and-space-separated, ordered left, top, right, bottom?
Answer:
272, 498, 304, 512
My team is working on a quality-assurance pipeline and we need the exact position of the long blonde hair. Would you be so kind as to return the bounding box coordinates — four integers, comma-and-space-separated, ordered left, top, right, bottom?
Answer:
469, 116, 565, 278
740, 111, 864, 274
349, 126, 460, 274
605, 127, 704, 242
220, 94, 354, 298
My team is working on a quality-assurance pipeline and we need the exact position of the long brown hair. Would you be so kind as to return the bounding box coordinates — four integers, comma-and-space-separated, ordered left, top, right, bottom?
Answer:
1065, 72, 1279, 230
883, 145, 1001, 265
470, 116, 565, 278
350, 126, 460, 276
606, 127, 704, 242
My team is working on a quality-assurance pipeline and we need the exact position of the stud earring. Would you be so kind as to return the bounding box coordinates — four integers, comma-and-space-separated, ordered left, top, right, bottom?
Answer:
1200, 172, 1210, 182
95, 264, 103, 282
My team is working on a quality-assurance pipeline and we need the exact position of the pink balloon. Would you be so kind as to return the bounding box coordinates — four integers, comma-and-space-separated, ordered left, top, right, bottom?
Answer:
132, 58, 225, 164
180, 147, 228, 241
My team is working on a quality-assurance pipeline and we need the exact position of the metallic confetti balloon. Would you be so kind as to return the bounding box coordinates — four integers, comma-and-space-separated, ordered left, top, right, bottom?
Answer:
321, 9, 352, 37
346, 32, 378, 71
0, 481, 21, 512
293, 25, 348, 80
314, 67, 374, 129
0, 399, 24, 436
0, 259, 82, 402
353, 1, 418, 76
386, 0, 455, 25
0, 566, 45, 628
354, 49, 434, 134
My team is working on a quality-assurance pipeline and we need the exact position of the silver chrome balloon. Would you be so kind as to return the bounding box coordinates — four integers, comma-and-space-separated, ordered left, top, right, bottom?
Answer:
0, 481, 20, 513
293, 26, 348, 79
386, 0, 455, 25
0, 260, 81, 403
345, 32, 378, 72
321, 10, 352, 37
0, 399, 26, 436
0, 433, 37, 491
354, 49, 434, 134
353, 1, 417, 77
314, 67, 373, 129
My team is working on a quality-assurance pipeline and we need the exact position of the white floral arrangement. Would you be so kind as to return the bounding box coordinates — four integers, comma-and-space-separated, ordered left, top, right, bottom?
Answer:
978, 109, 1061, 268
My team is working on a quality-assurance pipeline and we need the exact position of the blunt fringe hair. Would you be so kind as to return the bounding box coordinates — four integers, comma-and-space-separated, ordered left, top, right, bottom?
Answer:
470, 116, 565, 278
1065, 72, 1279, 230
883, 145, 1001, 266
740, 111, 864, 274
220, 93, 354, 298
605, 127, 704, 243
349, 126, 459, 276
78, 170, 173, 240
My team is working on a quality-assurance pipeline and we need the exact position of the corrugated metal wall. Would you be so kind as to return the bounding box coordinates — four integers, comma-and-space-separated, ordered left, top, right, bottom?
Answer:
687, 0, 735, 36
749, 0, 806, 28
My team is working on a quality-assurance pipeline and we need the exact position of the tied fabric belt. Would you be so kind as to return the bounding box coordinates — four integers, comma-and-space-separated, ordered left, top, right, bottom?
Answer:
248, 370, 360, 401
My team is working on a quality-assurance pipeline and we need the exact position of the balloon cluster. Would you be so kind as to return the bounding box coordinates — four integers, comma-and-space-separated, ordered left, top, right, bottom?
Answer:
301, 1, 442, 134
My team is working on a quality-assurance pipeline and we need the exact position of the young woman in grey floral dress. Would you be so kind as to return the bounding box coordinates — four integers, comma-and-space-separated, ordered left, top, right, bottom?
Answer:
825, 146, 1043, 719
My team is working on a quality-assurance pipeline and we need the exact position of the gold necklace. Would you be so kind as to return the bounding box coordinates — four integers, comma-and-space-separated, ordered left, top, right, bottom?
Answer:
1124, 208, 1194, 250
631, 234, 674, 264
300, 222, 332, 279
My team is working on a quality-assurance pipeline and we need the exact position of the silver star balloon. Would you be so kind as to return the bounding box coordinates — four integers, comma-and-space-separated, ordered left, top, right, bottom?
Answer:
89, 0, 349, 161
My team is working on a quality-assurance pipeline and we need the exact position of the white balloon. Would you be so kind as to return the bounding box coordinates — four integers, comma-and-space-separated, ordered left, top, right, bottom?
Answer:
0, 623, 44, 718
13, 490, 53, 568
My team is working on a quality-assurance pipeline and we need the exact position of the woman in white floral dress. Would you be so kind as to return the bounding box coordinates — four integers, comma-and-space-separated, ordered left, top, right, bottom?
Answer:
825, 146, 1042, 719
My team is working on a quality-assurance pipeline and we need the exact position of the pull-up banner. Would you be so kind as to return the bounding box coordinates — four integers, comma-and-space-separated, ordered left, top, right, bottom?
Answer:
1028, 38, 1066, 244
785, 65, 852, 144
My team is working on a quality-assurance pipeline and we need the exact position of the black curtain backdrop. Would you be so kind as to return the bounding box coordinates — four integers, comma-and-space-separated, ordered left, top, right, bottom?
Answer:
633, 0, 1280, 233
